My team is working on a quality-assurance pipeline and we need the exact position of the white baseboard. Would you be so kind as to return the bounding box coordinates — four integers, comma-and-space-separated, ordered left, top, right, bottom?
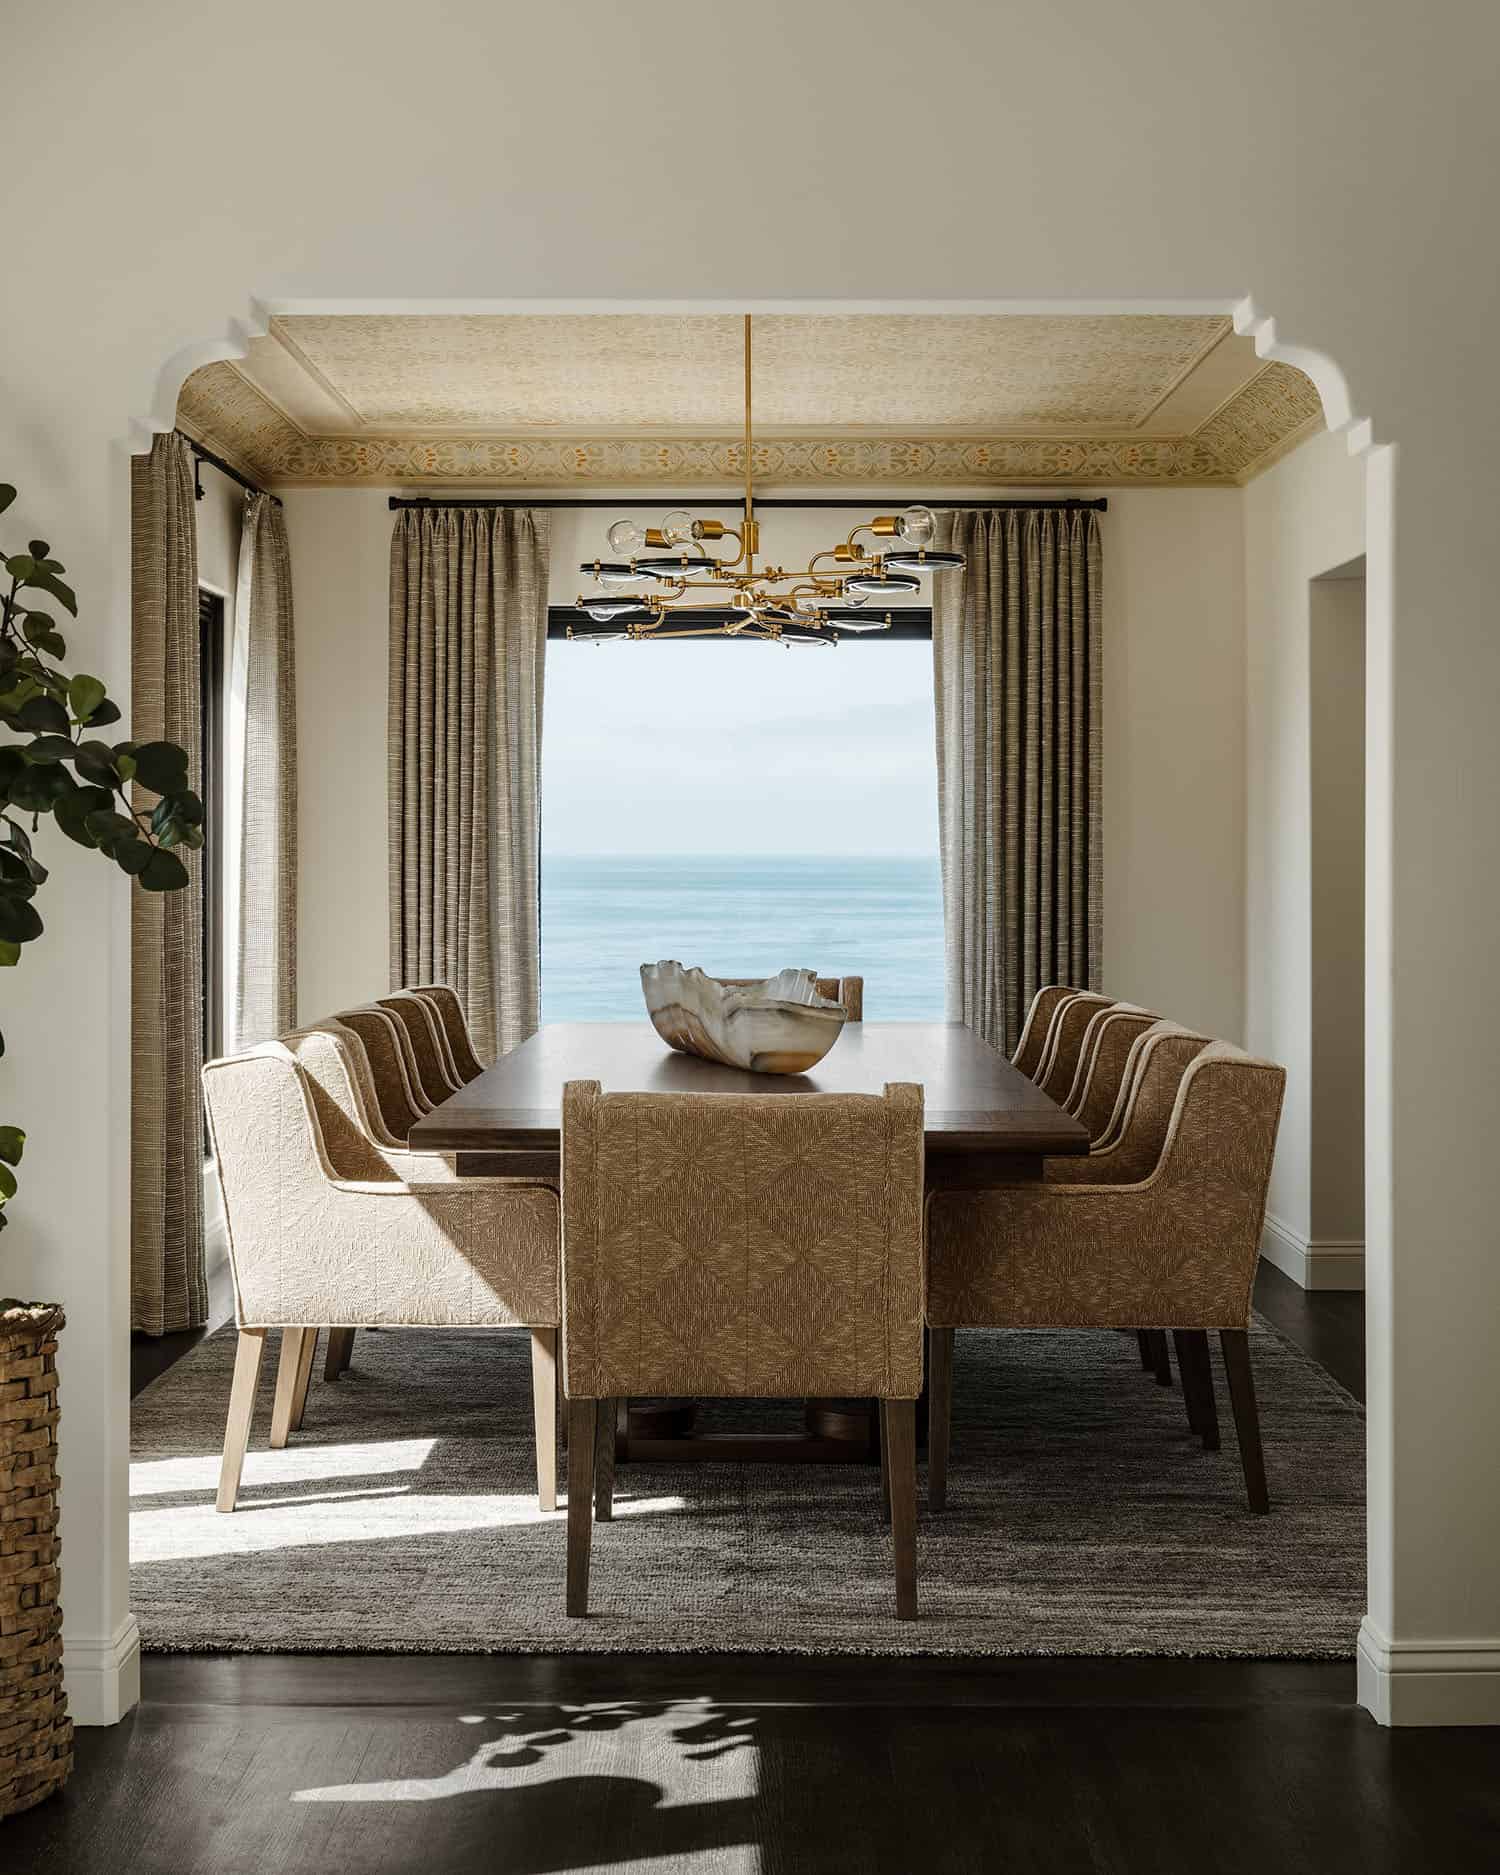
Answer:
1260, 1214, 1365, 1290
63, 1613, 141, 1726
1358, 1618, 1500, 1726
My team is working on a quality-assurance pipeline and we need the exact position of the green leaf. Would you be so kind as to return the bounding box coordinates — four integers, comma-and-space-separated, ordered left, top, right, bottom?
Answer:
115, 752, 136, 783
84, 698, 121, 728
53, 787, 111, 849
27, 570, 77, 617
24, 734, 74, 763
84, 808, 138, 850
131, 740, 190, 795
21, 612, 56, 646
0, 484, 16, 515
0, 1164, 16, 1203
5, 554, 37, 583
0, 895, 43, 943
113, 838, 152, 877
27, 541, 49, 560
72, 740, 118, 786
0, 939, 20, 966
68, 674, 106, 722
177, 824, 205, 850
17, 693, 69, 735
141, 847, 190, 892
0, 1125, 23, 1166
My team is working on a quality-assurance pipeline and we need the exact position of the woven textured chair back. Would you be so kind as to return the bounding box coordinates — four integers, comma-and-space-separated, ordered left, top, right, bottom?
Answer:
1064, 1002, 1159, 1136
1012, 985, 1079, 1080
282, 1024, 401, 1180
561, 1080, 924, 1402
409, 981, 487, 1081
336, 1004, 430, 1136
379, 991, 460, 1105
1050, 1022, 1212, 1185
813, 976, 864, 1021
1036, 992, 1112, 1102
203, 1042, 558, 1329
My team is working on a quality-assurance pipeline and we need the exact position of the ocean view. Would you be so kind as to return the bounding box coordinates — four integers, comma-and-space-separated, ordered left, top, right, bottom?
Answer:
541, 854, 945, 1022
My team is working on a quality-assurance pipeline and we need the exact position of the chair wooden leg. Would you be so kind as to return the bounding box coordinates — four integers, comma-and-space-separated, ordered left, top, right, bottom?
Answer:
556, 1351, 568, 1451
594, 1396, 617, 1521
290, 1327, 318, 1431
324, 1327, 355, 1381
928, 1326, 953, 1512
1220, 1329, 1269, 1512
270, 1328, 313, 1449
530, 1329, 559, 1513
878, 1399, 891, 1523
1146, 1329, 1173, 1386
883, 1399, 919, 1620
1137, 1329, 1155, 1371
216, 1329, 267, 1513
566, 1399, 597, 1617
1182, 1330, 1220, 1450
1172, 1330, 1204, 1438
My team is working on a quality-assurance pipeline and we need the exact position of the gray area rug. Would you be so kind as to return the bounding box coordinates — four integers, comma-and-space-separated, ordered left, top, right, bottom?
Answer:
130, 1317, 1364, 1656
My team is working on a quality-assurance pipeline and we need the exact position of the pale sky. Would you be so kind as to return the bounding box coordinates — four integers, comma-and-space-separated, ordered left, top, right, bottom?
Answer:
541, 639, 939, 856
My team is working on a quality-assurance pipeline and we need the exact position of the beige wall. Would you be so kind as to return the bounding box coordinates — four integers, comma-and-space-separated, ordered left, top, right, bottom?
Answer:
1243, 431, 1365, 1277
287, 488, 1246, 1040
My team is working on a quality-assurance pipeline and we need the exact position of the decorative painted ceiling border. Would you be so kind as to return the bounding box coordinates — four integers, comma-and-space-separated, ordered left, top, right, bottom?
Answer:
176, 358, 1324, 489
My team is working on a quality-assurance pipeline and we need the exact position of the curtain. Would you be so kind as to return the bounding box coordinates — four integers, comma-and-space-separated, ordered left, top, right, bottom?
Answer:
129, 433, 206, 1334
388, 507, 549, 1064
233, 493, 298, 1047
932, 507, 1103, 1055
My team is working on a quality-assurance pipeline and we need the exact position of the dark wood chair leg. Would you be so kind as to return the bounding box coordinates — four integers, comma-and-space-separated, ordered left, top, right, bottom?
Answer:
1137, 1329, 1155, 1371
1220, 1329, 1269, 1512
324, 1327, 355, 1382
878, 1399, 891, 1523
1172, 1330, 1204, 1438
1147, 1329, 1173, 1386
883, 1399, 918, 1620
594, 1396, 616, 1521
1185, 1330, 1220, 1450
928, 1326, 953, 1511
566, 1398, 597, 1616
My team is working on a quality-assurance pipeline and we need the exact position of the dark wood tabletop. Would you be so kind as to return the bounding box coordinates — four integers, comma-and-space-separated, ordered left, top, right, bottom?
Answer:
410, 1021, 1090, 1171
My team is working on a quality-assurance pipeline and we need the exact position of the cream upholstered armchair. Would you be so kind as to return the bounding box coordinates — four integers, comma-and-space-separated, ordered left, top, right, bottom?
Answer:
1035, 991, 1113, 1102
204, 1042, 561, 1514
559, 1078, 926, 1620
409, 982, 487, 1081
379, 991, 462, 1105
1011, 985, 1079, 1081
338, 1001, 433, 1133
926, 1042, 1285, 1515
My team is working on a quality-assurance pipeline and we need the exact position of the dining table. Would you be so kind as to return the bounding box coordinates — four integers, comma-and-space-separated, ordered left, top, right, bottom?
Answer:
409, 1020, 1090, 1466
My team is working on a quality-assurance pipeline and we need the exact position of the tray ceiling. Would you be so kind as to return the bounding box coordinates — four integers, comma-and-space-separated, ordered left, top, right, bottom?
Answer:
178, 313, 1324, 488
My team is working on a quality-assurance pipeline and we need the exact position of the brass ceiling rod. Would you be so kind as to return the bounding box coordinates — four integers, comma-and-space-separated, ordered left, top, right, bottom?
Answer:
388, 496, 1108, 512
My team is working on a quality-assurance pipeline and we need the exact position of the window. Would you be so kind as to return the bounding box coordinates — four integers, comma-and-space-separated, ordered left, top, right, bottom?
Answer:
198, 587, 226, 1065
540, 615, 944, 1022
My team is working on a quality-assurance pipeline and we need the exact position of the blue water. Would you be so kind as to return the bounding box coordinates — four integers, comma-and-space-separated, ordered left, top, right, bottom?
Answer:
541, 854, 945, 1022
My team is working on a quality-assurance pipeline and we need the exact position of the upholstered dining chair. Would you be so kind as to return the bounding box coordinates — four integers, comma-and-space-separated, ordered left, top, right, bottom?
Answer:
1061, 1002, 1160, 1141
379, 990, 463, 1106
204, 1041, 562, 1514
814, 975, 864, 1021
1035, 991, 1113, 1103
559, 1078, 927, 1619
337, 1001, 433, 1132
925, 1042, 1285, 1516
409, 982, 487, 1081
1012, 985, 1079, 1081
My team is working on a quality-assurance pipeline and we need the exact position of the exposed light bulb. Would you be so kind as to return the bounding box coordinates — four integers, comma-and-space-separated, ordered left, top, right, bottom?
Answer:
607, 519, 649, 557
895, 504, 937, 546
659, 509, 700, 546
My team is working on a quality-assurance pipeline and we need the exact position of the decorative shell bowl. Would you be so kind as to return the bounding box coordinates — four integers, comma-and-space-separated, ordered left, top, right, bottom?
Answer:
640, 962, 847, 1075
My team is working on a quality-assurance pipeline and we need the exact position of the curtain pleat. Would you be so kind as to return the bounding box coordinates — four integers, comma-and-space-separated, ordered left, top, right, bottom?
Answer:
933, 508, 1103, 1055
233, 492, 297, 1048
130, 433, 206, 1334
388, 507, 548, 1064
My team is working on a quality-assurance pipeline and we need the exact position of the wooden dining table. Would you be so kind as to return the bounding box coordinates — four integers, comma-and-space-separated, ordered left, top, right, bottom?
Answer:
410, 1020, 1090, 1464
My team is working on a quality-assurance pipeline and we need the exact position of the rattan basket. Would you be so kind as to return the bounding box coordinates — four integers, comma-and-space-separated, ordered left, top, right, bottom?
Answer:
0, 1303, 72, 1821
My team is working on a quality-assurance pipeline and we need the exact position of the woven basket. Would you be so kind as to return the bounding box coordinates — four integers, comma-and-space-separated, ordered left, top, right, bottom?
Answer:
0, 1302, 72, 1821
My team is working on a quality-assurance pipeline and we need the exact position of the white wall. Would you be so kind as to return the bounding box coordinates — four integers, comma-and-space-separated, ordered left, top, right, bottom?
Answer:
4, 0, 1499, 1730
1244, 432, 1365, 1281
288, 489, 1246, 1042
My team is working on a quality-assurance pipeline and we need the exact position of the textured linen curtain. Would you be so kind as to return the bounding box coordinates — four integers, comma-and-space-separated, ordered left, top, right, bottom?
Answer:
388, 507, 549, 1063
233, 493, 298, 1048
130, 433, 206, 1334
932, 507, 1103, 1055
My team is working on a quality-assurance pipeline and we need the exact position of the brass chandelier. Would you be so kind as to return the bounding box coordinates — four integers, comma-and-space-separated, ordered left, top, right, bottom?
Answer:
572, 315, 965, 646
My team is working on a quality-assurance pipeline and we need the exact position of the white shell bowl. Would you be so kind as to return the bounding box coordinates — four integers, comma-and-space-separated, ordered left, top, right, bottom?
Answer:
640, 962, 847, 1075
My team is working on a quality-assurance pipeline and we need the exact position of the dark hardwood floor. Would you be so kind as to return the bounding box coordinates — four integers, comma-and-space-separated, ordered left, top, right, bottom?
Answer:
38, 1264, 1488, 1873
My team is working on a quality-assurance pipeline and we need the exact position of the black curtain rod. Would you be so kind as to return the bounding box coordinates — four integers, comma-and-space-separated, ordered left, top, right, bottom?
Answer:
388, 495, 1107, 513
177, 432, 282, 507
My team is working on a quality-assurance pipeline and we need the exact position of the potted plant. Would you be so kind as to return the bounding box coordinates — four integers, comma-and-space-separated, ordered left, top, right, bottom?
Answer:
0, 480, 201, 1819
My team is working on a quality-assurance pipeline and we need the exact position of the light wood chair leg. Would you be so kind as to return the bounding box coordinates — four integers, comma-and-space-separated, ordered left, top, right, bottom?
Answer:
928, 1326, 954, 1512
594, 1396, 617, 1521
530, 1328, 558, 1513
290, 1327, 318, 1431
324, 1328, 355, 1381
1220, 1329, 1269, 1512
884, 1399, 918, 1620
270, 1327, 313, 1449
217, 1328, 268, 1513
566, 1398, 597, 1617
